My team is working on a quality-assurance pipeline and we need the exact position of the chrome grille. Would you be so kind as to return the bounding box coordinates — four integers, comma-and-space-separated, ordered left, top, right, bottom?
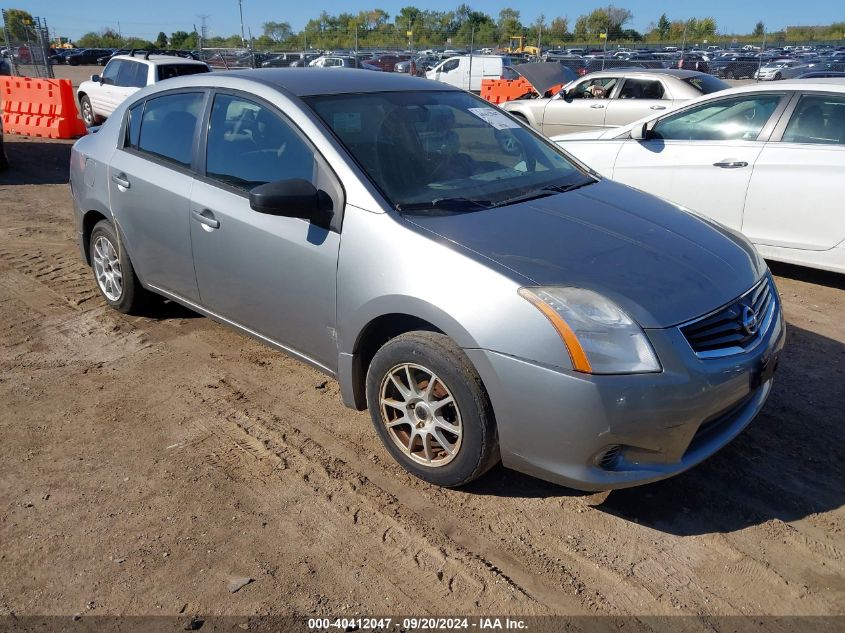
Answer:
681, 276, 775, 357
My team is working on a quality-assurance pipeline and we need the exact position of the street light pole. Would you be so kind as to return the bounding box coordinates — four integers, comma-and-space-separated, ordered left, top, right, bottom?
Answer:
238, 0, 245, 47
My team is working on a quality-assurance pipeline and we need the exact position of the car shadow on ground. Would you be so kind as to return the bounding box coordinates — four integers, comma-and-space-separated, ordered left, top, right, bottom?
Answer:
0, 137, 73, 185
768, 260, 845, 291
467, 322, 845, 536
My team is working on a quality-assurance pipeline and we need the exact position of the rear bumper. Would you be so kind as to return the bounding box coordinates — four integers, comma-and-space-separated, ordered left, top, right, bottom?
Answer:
465, 295, 785, 491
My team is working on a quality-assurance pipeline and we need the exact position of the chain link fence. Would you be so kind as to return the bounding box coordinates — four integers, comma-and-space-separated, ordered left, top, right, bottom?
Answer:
1, 10, 53, 78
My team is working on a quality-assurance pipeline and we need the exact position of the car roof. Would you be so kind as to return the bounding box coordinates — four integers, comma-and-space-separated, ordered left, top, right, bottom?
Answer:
112, 54, 207, 66
219, 68, 457, 95
585, 68, 706, 79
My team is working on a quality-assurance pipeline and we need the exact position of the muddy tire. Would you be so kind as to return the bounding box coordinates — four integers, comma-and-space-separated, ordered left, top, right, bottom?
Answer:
366, 331, 499, 487
89, 219, 148, 314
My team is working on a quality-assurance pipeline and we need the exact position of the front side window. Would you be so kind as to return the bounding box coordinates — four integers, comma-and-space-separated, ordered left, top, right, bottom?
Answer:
652, 94, 782, 141
306, 90, 591, 212
101, 60, 122, 85
441, 59, 459, 72
782, 94, 845, 145
137, 92, 204, 167
205, 94, 316, 190
569, 76, 619, 99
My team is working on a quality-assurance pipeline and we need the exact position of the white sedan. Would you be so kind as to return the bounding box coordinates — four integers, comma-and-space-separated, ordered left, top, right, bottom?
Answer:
554, 79, 845, 274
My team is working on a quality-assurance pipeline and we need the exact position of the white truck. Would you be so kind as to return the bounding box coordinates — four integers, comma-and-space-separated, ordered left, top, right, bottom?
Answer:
426, 55, 514, 92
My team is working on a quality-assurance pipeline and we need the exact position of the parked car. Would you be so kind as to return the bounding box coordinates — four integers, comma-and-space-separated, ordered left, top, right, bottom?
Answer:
70, 68, 784, 490
77, 53, 210, 126
0, 56, 10, 76
676, 52, 710, 73
67, 48, 114, 65
754, 59, 811, 80
796, 70, 845, 79
426, 55, 514, 91
308, 55, 358, 69
553, 80, 845, 274
502, 69, 728, 136
710, 55, 761, 79
360, 54, 412, 72
48, 49, 75, 64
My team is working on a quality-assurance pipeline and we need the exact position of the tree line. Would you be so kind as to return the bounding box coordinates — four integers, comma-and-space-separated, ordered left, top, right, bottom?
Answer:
5, 5, 841, 51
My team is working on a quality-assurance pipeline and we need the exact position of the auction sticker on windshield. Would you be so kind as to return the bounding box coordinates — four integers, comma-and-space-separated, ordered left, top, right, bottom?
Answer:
468, 107, 521, 130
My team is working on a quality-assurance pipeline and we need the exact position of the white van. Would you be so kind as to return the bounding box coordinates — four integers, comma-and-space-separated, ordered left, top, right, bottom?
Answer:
426, 55, 513, 92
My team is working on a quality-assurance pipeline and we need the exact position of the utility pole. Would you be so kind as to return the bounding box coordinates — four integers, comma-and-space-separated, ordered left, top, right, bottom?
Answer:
238, 0, 245, 47
197, 15, 209, 51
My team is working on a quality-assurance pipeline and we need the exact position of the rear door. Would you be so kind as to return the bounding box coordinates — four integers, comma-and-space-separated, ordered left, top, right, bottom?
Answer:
603, 77, 671, 128
108, 90, 205, 300
743, 92, 845, 251
611, 92, 788, 231
189, 91, 342, 369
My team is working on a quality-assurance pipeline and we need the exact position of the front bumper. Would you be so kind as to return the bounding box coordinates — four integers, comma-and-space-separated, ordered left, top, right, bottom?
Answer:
466, 291, 785, 491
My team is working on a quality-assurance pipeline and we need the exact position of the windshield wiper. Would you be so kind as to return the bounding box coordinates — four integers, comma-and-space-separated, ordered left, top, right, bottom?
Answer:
489, 181, 594, 209
395, 197, 492, 213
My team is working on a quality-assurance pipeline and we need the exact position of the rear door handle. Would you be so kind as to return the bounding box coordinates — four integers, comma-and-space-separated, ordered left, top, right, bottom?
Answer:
191, 209, 220, 229
590, 104, 605, 109
111, 173, 130, 189
713, 161, 749, 169
650, 105, 667, 110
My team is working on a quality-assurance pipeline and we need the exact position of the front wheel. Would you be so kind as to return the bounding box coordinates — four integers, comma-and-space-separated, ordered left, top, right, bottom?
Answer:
79, 95, 97, 127
366, 331, 499, 487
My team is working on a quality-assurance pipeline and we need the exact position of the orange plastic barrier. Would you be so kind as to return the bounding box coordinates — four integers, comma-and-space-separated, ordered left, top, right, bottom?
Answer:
1, 76, 87, 139
480, 77, 566, 105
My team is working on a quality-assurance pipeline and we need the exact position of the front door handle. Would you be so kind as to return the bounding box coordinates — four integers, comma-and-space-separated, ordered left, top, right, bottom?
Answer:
650, 105, 667, 110
713, 161, 749, 169
111, 173, 130, 189
191, 209, 220, 229
590, 103, 606, 109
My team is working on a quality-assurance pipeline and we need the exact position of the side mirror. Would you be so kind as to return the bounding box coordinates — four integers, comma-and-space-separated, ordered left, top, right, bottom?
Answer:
631, 122, 651, 141
249, 179, 333, 225
91, 74, 101, 83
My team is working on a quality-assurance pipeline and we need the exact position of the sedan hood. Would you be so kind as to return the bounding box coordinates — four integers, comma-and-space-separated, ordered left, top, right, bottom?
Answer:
406, 179, 763, 328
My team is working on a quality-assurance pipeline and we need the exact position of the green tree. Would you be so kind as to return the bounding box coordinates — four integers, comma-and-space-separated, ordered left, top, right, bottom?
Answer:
753, 21, 765, 37
155, 31, 168, 47
549, 16, 569, 41
169, 30, 192, 48
3, 8, 35, 41
262, 21, 291, 42
656, 13, 670, 39
497, 8, 522, 37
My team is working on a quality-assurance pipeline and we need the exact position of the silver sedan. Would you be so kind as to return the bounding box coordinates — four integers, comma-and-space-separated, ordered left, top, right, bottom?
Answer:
502, 69, 729, 136
69, 69, 783, 490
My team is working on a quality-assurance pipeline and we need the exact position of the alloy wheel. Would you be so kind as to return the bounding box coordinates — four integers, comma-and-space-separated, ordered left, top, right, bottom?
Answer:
92, 235, 123, 301
379, 363, 463, 467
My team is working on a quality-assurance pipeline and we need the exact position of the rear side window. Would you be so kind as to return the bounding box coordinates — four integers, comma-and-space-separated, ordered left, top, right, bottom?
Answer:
618, 78, 665, 99
137, 92, 204, 167
782, 94, 845, 145
125, 102, 143, 148
116, 61, 148, 88
157, 64, 209, 81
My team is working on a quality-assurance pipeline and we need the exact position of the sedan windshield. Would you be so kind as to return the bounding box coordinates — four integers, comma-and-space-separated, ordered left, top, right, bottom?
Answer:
305, 90, 594, 213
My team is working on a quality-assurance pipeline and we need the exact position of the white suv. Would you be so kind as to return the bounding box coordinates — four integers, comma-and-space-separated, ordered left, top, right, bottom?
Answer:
77, 53, 210, 126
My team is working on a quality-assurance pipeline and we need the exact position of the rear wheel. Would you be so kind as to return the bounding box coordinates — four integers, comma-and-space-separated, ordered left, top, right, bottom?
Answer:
774, 72, 782, 81
89, 219, 148, 314
366, 331, 499, 487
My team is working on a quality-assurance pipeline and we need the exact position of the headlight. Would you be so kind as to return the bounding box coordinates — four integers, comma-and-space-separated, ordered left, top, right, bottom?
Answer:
519, 287, 661, 374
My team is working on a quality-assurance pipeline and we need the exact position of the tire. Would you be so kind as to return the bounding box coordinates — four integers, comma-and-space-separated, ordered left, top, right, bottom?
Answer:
366, 331, 499, 487
89, 219, 148, 314
725, 70, 734, 79
774, 72, 782, 81
79, 95, 97, 127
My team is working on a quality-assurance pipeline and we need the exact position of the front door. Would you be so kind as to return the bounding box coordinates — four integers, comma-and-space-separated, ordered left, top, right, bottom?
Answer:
189, 92, 342, 370
541, 75, 622, 136
612, 92, 786, 231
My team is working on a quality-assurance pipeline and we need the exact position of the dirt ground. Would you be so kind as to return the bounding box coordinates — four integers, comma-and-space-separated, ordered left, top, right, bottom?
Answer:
1, 101, 844, 624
